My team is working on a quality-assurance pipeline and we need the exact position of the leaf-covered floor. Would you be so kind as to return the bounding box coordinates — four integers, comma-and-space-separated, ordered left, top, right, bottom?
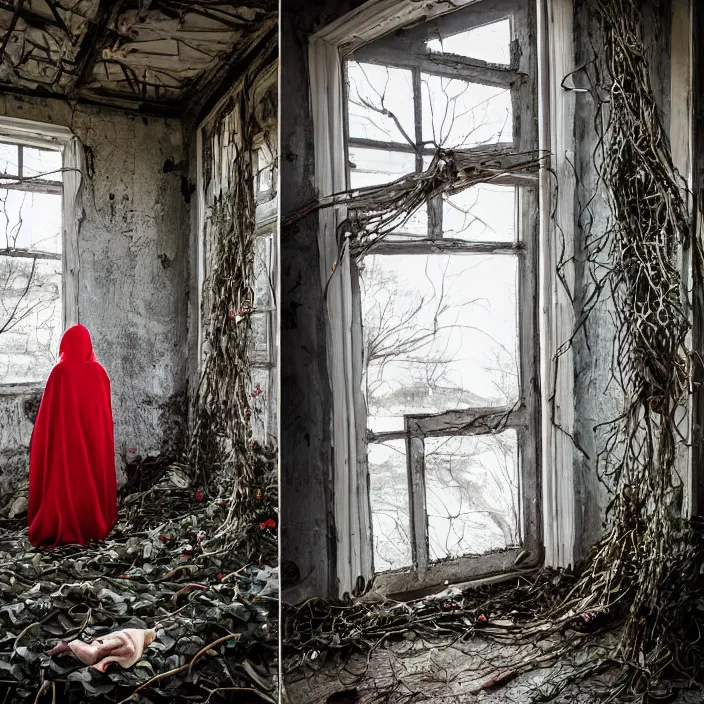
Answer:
0, 458, 278, 703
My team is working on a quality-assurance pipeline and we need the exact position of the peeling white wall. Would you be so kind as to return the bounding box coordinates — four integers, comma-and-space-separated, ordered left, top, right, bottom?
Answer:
0, 94, 191, 493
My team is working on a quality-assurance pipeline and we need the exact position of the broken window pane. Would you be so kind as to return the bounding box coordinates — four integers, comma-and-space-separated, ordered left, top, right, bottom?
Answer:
347, 62, 415, 145
426, 19, 512, 66
360, 253, 519, 429
443, 184, 516, 242
421, 74, 512, 148
425, 431, 520, 561
0, 143, 18, 177
23, 147, 62, 182
368, 439, 412, 571
0, 189, 62, 254
0, 256, 62, 385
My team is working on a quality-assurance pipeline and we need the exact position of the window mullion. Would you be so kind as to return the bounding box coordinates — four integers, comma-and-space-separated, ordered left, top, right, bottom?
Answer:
406, 425, 429, 578
370, 417, 524, 445
0, 181, 62, 195
412, 68, 423, 164
409, 405, 527, 436
428, 196, 443, 239
353, 45, 519, 89
411, 67, 434, 242
0, 250, 61, 261
368, 240, 522, 255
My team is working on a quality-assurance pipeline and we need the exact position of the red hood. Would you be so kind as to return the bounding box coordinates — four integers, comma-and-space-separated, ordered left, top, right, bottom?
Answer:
59, 324, 96, 363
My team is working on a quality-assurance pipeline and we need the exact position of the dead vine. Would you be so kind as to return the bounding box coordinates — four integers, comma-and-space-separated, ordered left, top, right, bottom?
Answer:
188, 66, 277, 560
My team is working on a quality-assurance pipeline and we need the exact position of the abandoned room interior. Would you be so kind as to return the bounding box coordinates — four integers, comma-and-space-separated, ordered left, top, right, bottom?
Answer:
0, 1, 279, 703
280, 0, 704, 702
3, 0, 704, 702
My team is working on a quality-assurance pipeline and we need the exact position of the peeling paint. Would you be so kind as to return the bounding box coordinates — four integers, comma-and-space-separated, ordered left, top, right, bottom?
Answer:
0, 95, 190, 493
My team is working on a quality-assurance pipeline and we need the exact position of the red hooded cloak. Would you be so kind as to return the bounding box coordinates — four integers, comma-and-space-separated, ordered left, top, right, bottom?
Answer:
28, 324, 117, 547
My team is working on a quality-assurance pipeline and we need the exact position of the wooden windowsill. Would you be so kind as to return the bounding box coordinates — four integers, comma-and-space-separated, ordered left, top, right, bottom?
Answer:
0, 383, 44, 397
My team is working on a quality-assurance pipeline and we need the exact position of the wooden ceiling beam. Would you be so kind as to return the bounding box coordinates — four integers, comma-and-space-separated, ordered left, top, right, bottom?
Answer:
71, 0, 125, 92
0, 80, 181, 118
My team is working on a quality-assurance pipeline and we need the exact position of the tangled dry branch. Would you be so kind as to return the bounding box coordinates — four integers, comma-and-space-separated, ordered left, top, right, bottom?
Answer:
552, 0, 704, 692
283, 148, 542, 263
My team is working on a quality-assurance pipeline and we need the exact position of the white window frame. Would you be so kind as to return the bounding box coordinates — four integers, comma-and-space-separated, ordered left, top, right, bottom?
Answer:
0, 116, 83, 392
343, 0, 541, 594
309, 0, 578, 597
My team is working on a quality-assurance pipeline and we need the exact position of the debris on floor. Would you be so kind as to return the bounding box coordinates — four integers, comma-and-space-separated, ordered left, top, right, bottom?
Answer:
0, 454, 278, 703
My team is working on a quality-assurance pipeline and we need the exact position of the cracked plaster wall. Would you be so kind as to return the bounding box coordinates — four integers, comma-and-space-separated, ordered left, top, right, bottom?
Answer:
280, 0, 369, 602
0, 94, 190, 495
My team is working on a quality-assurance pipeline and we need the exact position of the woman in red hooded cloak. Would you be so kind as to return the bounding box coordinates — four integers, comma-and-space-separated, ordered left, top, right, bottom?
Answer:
28, 324, 117, 547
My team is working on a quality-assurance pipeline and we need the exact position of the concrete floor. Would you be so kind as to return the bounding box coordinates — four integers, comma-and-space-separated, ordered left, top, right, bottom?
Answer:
284, 636, 704, 704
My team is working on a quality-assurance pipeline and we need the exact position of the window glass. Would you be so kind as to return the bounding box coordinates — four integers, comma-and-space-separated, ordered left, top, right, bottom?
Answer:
0, 256, 61, 384
369, 439, 413, 571
443, 184, 516, 242
421, 74, 513, 148
0, 189, 62, 253
0, 142, 63, 386
0, 143, 19, 176
426, 18, 512, 65
348, 147, 416, 188
347, 62, 415, 144
425, 431, 520, 561
360, 253, 519, 431
23, 147, 62, 182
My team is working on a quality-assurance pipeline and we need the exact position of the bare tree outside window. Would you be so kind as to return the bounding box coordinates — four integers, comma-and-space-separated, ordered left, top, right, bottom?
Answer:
360, 253, 521, 571
424, 432, 520, 561
0, 142, 63, 386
